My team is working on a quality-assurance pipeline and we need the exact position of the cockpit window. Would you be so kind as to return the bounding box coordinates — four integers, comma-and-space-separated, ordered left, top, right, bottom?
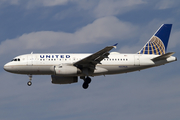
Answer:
11, 58, 20, 61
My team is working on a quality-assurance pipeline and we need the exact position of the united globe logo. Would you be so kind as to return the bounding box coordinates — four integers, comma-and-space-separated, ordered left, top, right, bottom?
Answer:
138, 36, 165, 55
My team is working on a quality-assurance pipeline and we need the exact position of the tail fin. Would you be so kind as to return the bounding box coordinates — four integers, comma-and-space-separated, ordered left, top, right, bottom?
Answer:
137, 24, 172, 55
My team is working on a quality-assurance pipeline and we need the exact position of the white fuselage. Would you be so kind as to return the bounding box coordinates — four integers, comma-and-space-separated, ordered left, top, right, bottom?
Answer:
3, 52, 176, 76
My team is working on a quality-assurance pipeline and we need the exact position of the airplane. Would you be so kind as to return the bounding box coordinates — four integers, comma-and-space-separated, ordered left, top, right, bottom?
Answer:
4, 24, 177, 89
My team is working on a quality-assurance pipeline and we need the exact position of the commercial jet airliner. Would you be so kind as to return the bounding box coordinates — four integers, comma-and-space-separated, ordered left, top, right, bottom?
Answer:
4, 24, 177, 89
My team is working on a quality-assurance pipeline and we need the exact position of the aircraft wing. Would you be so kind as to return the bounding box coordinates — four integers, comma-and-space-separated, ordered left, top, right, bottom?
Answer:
74, 43, 118, 69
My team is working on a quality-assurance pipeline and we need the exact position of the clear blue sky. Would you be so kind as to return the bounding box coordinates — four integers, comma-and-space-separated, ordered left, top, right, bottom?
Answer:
0, 0, 180, 120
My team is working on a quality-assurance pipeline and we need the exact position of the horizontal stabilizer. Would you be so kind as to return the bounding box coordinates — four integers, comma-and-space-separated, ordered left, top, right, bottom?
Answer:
151, 52, 175, 61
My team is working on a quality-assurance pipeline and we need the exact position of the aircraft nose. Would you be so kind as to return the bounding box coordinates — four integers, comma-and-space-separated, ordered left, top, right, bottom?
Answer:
4, 63, 12, 72
4, 64, 8, 71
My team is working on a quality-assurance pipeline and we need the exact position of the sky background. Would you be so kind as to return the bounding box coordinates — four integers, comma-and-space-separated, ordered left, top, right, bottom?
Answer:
0, 0, 180, 120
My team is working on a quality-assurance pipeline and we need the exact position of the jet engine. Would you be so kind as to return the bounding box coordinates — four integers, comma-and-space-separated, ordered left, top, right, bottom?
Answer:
51, 75, 78, 84
52, 65, 81, 75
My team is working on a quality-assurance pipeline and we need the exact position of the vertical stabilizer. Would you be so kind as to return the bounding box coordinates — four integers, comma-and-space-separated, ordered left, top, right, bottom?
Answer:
137, 24, 172, 55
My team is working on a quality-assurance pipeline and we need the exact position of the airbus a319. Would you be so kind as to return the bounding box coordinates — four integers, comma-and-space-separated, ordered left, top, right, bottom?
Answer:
4, 24, 177, 89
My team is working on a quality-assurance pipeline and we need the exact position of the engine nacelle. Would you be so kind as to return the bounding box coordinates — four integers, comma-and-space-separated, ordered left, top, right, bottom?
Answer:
54, 65, 80, 75
51, 75, 78, 84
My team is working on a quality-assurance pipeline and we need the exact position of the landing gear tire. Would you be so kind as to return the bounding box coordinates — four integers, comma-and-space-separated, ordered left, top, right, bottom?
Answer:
82, 82, 89, 89
82, 77, 91, 89
86, 77, 91, 84
27, 81, 32, 86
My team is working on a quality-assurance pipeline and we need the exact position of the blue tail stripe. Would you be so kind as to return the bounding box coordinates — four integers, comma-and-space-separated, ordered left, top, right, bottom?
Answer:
155, 24, 172, 51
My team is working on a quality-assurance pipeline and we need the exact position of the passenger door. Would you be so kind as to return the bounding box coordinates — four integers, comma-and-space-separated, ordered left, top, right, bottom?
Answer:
134, 55, 140, 66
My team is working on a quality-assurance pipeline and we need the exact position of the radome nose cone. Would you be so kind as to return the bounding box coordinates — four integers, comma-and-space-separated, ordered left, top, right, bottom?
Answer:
3, 63, 12, 72
4, 64, 9, 71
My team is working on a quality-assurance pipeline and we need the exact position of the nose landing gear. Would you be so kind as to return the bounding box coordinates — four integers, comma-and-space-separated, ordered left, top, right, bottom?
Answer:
27, 75, 32, 86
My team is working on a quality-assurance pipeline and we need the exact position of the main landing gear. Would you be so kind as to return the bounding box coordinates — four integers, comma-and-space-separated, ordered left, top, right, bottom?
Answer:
82, 77, 91, 89
27, 75, 32, 86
